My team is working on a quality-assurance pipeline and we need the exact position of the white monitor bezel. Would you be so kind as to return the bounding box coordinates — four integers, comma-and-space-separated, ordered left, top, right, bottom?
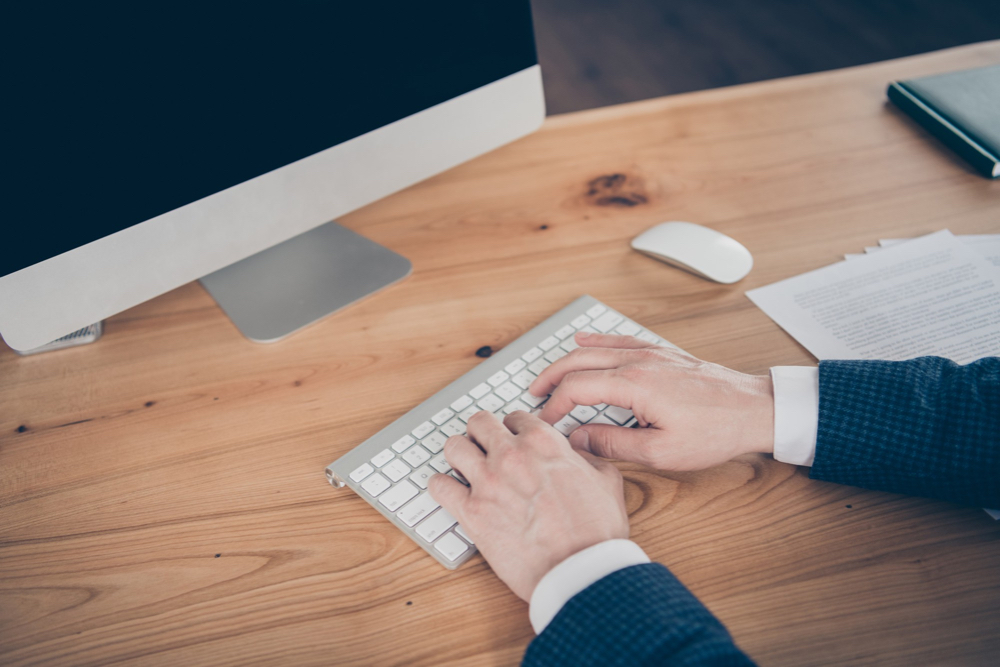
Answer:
0, 65, 545, 352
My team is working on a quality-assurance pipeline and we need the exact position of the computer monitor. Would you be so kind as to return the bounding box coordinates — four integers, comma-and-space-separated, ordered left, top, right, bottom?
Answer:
2, 2, 544, 351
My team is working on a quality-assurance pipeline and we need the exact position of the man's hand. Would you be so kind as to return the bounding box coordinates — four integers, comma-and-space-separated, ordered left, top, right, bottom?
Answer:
528, 332, 774, 471
428, 410, 629, 602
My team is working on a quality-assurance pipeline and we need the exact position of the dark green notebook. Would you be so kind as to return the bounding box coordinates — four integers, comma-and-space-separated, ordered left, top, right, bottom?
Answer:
888, 64, 1000, 179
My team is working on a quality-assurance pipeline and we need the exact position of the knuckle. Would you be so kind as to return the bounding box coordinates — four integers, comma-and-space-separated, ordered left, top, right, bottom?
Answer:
468, 410, 493, 426
499, 446, 529, 470
637, 348, 663, 362
617, 364, 645, 383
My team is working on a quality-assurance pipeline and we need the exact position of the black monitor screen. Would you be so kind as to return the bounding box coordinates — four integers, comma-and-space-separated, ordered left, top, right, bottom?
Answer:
4, 2, 537, 278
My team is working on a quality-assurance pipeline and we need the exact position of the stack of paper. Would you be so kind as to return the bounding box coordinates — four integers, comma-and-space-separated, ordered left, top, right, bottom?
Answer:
746, 230, 1000, 518
748, 230, 1000, 364
845, 234, 1000, 267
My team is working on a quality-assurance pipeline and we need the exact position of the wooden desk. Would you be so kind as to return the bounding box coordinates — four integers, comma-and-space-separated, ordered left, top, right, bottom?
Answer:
3, 42, 999, 666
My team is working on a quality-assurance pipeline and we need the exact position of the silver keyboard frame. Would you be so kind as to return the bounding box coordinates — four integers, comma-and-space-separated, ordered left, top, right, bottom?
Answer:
325, 295, 670, 569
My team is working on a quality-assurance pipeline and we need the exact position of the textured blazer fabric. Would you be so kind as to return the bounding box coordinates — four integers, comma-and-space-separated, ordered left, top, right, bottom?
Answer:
812, 357, 999, 508
524, 564, 755, 666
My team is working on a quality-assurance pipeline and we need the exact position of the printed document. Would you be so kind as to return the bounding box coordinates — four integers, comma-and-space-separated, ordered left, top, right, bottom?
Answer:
747, 230, 1000, 364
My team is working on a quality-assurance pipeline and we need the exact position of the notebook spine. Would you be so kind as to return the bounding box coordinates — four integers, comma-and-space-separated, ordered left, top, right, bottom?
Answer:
887, 82, 999, 179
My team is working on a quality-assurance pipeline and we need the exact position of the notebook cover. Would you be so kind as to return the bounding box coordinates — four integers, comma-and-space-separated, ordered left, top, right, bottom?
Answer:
887, 63, 1000, 179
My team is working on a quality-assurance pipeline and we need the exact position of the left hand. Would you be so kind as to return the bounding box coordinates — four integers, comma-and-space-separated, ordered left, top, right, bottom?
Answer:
429, 410, 629, 601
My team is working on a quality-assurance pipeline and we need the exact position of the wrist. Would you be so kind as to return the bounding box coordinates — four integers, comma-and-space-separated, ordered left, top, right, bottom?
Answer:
745, 374, 775, 455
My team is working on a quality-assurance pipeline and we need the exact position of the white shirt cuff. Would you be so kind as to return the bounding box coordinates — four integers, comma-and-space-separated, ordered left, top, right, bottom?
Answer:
770, 366, 819, 467
529, 539, 650, 634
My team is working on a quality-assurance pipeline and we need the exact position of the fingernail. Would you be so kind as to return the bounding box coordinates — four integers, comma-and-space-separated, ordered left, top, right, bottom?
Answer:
569, 429, 590, 451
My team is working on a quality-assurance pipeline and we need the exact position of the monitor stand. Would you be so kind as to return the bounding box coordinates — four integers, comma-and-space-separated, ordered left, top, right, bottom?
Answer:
200, 221, 411, 343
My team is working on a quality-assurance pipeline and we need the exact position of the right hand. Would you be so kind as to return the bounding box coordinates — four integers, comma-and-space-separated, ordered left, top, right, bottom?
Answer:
528, 332, 775, 471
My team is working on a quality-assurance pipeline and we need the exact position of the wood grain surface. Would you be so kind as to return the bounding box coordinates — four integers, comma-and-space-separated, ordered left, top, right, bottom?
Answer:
3, 42, 1000, 666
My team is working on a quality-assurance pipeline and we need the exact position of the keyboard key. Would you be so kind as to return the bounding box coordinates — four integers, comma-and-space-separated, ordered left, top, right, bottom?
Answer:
429, 452, 452, 473
379, 480, 419, 511
586, 304, 606, 318
495, 382, 521, 402
360, 472, 391, 497
441, 418, 466, 437
477, 393, 505, 412
570, 405, 598, 423
553, 415, 582, 435
402, 444, 431, 467
417, 508, 458, 542
555, 324, 575, 339
350, 462, 374, 483
521, 392, 547, 408
434, 532, 470, 561
450, 470, 469, 486
397, 492, 440, 527
383, 458, 411, 482
421, 431, 448, 454
371, 449, 394, 468
615, 321, 641, 336
409, 465, 435, 489
431, 408, 455, 425
522, 347, 543, 362
487, 370, 509, 387
571, 314, 591, 328
528, 359, 550, 375
450, 395, 474, 412
455, 524, 475, 544
470, 383, 491, 399
503, 399, 530, 414
544, 348, 568, 363
512, 369, 536, 389
560, 338, 580, 353
458, 406, 480, 422
595, 403, 608, 410
592, 311, 623, 332
590, 413, 616, 426
391, 434, 416, 453
412, 421, 435, 439
604, 406, 634, 425
504, 358, 527, 375
538, 335, 560, 351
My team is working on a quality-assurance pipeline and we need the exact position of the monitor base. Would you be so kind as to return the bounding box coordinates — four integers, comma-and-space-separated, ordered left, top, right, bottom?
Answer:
200, 221, 411, 343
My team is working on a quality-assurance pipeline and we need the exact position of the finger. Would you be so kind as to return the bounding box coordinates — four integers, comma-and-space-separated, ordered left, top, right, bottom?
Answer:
575, 448, 619, 476
578, 332, 696, 363
465, 410, 514, 453
443, 435, 487, 482
529, 347, 645, 397
568, 424, 661, 467
537, 369, 636, 424
502, 409, 547, 435
575, 331, 657, 350
428, 473, 470, 520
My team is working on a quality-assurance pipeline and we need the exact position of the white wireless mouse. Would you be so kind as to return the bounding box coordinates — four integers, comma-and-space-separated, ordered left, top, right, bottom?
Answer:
631, 221, 753, 284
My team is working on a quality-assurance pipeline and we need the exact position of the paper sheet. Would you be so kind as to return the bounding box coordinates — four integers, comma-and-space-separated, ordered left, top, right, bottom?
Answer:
849, 234, 1000, 266
879, 234, 1000, 268
750, 231, 1000, 363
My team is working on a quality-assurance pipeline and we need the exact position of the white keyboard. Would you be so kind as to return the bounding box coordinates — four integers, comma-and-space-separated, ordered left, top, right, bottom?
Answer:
325, 295, 677, 569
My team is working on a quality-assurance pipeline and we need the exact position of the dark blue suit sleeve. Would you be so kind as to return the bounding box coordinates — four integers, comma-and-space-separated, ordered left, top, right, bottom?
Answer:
811, 356, 1000, 507
523, 564, 754, 666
